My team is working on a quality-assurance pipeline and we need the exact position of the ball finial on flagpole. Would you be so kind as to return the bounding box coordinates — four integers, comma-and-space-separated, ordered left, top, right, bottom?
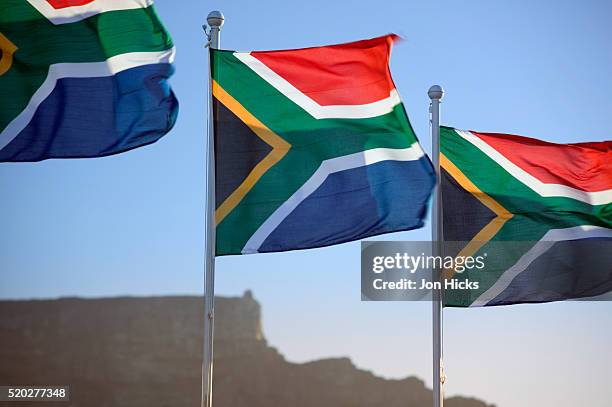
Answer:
205, 10, 224, 49
428, 85, 444, 101
207, 10, 225, 28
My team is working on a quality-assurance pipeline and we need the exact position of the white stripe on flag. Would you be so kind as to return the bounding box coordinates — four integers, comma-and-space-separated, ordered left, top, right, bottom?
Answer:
471, 225, 612, 306
234, 52, 402, 120
241, 144, 426, 254
25, 0, 154, 25
0, 48, 175, 152
455, 129, 612, 206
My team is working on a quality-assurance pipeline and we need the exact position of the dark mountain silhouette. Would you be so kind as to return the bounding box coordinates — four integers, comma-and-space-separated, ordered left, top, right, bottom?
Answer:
0, 292, 494, 407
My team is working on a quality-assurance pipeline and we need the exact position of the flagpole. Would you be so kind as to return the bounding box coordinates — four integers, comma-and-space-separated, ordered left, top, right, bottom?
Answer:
202, 10, 224, 407
428, 84, 445, 407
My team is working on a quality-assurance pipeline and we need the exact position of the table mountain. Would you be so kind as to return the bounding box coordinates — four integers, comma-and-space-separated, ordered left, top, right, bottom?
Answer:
0, 292, 494, 407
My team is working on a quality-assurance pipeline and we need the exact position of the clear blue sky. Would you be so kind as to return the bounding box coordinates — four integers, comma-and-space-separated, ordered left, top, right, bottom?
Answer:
1, 1, 611, 406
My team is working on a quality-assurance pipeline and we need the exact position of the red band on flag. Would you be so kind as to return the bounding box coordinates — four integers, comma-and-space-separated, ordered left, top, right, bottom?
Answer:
251, 35, 399, 106
471, 131, 612, 192
46, 0, 97, 9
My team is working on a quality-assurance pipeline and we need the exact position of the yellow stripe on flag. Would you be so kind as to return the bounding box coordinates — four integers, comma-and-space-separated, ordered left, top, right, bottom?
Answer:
212, 81, 291, 226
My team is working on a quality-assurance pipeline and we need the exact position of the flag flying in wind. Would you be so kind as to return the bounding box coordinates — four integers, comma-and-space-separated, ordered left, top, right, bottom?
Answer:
211, 35, 435, 255
0, 0, 177, 162
441, 126, 612, 306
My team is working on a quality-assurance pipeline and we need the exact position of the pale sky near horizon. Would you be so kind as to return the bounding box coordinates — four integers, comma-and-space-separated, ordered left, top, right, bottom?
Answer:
1, 1, 612, 406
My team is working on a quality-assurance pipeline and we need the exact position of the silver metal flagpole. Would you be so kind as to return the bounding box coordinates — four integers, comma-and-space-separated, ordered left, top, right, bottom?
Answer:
428, 84, 445, 407
202, 10, 224, 407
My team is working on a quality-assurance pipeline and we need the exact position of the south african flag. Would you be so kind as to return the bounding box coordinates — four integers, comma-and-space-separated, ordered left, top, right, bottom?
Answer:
211, 35, 435, 255
441, 127, 612, 306
0, 0, 177, 162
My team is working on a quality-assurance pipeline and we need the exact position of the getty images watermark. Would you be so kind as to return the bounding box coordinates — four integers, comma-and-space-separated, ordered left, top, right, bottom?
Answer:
362, 241, 498, 301
361, 240, 612, 302
362, 241, 489, 301
371, 251, 485, 289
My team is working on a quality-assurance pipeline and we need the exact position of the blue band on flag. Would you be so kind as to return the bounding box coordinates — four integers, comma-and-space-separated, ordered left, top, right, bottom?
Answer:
0, 63, 178, 162
259, 157, 435, 253
488, 238, 612, 305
